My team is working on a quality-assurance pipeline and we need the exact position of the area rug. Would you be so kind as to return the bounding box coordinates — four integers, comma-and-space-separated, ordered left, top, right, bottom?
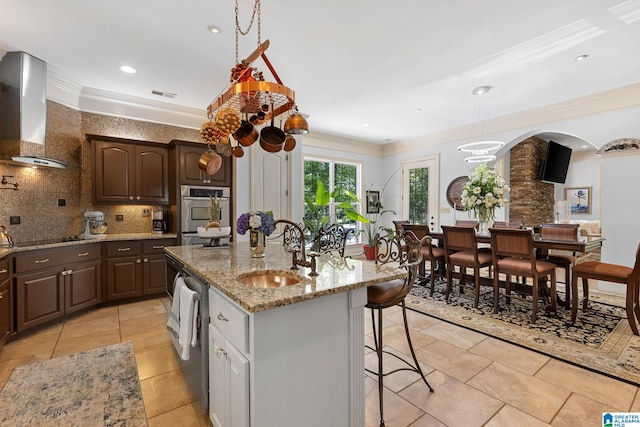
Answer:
407, 280, 640, 386
0, 342, 147, 426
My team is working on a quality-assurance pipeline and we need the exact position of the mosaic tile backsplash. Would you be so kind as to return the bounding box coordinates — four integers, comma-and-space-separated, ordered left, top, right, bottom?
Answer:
0, 101, 201, 243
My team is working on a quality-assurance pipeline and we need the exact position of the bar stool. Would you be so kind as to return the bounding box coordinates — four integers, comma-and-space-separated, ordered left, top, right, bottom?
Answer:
366, 230, 434, 427
570, 242, 640, 335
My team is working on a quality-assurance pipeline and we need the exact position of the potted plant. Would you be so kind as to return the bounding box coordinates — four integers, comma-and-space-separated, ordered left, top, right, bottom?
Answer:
303, 180, 369, 252
361, 170, 399, 260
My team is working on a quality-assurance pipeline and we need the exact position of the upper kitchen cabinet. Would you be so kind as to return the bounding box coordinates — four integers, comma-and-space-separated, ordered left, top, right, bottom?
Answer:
170, 140, 232, 187
88, 135, 170, 204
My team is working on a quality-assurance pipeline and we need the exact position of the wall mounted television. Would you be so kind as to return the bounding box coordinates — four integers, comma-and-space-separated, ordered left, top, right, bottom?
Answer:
540, 140, 572, 184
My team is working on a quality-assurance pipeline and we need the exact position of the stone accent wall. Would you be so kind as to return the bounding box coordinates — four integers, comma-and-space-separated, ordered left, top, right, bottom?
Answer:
0, 100, 202, 243
508, 137, 555, 227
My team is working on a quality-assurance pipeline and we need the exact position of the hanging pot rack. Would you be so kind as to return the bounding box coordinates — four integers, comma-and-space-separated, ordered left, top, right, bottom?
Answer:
206, 40, 295, 123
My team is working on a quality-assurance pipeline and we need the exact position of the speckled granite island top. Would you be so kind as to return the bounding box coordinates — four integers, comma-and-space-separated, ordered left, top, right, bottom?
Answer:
165, 242, 407, 313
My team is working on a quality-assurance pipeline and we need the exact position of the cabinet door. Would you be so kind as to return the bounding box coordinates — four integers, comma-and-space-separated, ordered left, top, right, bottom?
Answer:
0, 277, 10, 345
179, 144, 232, 187
136, 145, 169, 204
106, 257, 143, 300
65, 260, 102, 314
143, 254, 167, 295
94, 141, 135, 203
16, 269, 64, 332
209, 324, 249, 427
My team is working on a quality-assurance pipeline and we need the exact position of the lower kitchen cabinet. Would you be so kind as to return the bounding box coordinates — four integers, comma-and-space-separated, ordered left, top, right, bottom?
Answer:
15, 244, 102, 332
0, 258, 11, 345
105, 239, 175, 301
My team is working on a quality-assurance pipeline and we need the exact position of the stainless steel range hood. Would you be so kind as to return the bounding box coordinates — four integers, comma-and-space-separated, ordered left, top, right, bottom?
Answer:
0, 51, 67, 169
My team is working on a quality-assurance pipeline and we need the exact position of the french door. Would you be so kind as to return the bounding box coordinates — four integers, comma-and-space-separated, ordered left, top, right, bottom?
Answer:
401, 155, 439, 232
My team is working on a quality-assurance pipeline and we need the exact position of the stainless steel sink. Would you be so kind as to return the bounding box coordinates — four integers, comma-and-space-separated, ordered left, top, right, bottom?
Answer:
237, 271, 301, 288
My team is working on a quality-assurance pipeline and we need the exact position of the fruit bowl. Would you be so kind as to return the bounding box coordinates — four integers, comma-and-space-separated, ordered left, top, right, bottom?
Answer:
197, 226, 231, 238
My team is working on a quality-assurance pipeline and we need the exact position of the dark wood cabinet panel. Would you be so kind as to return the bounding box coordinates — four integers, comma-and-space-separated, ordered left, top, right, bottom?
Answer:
16, 270, 64, 332
0, 258, 10, 345
105, 257, 143, 301
91, 138, 169, 204
65, 260, 102, 314
176, 142, 232, 187
143, 255, 167, 294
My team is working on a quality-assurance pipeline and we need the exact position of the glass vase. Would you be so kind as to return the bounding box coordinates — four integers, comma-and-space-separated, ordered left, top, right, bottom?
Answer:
249, 229, 266, 258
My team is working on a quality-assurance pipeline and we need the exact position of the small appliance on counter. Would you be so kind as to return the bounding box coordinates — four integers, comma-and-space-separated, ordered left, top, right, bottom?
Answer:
152, 207, 169, 234
0, 225, 14, 247
81, 211, 107, 239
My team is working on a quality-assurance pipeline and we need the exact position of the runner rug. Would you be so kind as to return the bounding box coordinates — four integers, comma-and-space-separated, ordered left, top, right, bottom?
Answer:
0, 341, 147, 426
407, 280, 640, 386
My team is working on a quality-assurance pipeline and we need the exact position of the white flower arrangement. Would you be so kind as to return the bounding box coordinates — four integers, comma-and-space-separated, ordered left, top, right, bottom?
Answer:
460, 164, 510, 222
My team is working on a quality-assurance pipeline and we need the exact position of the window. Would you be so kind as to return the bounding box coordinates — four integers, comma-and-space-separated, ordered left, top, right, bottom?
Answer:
303, 157, 363, 241
401, 156, 439, 230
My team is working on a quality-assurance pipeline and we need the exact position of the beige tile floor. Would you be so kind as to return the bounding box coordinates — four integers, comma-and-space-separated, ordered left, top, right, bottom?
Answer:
1, 296, 639, 427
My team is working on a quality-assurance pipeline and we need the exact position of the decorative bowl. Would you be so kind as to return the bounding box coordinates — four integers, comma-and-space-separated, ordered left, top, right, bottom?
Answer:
197, 226, 231, 238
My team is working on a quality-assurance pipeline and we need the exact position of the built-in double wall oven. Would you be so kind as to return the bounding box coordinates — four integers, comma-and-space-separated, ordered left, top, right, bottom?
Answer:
180, 185, 230, 246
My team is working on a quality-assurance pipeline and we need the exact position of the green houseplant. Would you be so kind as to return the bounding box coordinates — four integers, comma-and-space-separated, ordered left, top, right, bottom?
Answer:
361, 170, 399, 260
303, 180, 369, 251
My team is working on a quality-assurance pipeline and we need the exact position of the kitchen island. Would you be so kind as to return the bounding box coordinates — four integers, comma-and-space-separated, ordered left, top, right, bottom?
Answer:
165, 242, 406, 427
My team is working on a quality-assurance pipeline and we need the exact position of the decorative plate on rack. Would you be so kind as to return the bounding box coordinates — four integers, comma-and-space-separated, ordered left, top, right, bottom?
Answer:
446, 176, 470, 210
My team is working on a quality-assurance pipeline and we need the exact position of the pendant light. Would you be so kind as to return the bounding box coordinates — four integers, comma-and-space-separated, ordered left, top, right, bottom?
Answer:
457, 85, 504, 163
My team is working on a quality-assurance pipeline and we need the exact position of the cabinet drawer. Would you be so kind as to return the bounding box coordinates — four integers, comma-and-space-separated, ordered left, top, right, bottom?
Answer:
143, 239, 176, 254
0, 258, 8, 279
56, 244, 101, 265
105, 241, 143, 257
209, 288, 249, 353
14, 249, 61, 273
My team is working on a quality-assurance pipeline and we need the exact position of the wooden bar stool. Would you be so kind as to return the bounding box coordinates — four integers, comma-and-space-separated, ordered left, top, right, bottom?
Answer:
366, 230, 434, 427
570, 243, 640, 335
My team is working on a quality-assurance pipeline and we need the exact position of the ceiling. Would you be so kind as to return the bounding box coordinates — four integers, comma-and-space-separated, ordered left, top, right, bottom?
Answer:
1, 0, 640, 149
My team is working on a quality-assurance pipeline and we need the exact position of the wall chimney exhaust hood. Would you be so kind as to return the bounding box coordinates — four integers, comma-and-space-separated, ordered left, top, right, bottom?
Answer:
0, 51, 67, 169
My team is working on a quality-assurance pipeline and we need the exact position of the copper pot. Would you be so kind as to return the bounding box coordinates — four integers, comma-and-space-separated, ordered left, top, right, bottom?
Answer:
260, 139, 282, 153
283, 135, 296, 152
238, 126, 259, 147
198, 150, 216, 171
260, 104, 286, 148
198, 149, 222, 174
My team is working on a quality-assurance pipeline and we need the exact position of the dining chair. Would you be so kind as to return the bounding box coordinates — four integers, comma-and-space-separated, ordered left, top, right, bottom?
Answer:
570, 242, 640, 335
455, 220, 479, 228
366, 230, 434, 426
401, 223, 446, 296
316, 223, 356, 257
392, 220, 410, 233
490, 228, 558, 323
539, 223, 580, 308
441, 225, 493, 307
492, 221, 524, 229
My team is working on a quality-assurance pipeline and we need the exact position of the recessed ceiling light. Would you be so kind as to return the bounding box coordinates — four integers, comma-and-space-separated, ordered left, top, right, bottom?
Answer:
209, 26, 221, 34
575, 54, 589, 62
361, 123, 370, 127
120, 65, 137, 74
471, 85, 493, 96
415, 108, 422, 113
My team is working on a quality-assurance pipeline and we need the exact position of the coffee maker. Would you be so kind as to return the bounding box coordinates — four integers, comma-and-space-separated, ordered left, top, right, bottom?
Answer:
152, 208, 169, 234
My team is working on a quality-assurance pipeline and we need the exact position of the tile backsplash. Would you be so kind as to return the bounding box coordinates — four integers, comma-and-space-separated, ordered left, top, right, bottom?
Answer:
0, 100, 201, 243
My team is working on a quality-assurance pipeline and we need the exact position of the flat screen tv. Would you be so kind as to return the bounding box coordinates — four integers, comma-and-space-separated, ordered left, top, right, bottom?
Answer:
540, 140, 572, 184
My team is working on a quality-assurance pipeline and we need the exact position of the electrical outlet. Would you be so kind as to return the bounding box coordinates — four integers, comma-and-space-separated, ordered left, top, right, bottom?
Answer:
142, 208, 151, 217
9, 216, 20, 225
115, 214, 124, 221
58, 198, 66, 207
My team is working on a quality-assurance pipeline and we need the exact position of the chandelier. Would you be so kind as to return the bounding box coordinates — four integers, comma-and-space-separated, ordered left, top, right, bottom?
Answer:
457, 85, 503, 163
200, 0, 308, 158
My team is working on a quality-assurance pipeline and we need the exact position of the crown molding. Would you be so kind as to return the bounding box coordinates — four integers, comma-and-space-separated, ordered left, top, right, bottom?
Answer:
47, 69, 82, 110
301, 131, 384, 157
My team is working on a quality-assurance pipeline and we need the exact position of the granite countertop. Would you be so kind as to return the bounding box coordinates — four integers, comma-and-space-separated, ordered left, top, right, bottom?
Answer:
165, 242, 407, 313
0, 233, 178, 257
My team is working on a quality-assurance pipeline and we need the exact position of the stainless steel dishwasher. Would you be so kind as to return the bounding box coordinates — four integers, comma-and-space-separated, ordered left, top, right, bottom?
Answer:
167, 264, 209, 414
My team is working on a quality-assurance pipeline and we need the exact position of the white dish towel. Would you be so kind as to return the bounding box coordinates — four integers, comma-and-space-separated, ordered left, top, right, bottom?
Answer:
178, 284, 199, 361
166, 275, 185, 335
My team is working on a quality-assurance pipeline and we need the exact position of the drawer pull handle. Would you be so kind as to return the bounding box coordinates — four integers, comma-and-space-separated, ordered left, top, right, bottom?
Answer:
35, 258, 50, 264
117, 248, 131, 252
217, 313, 229, 322
77, 252, 89, 257
152, 245, 164, 249
0, 269, 7, 274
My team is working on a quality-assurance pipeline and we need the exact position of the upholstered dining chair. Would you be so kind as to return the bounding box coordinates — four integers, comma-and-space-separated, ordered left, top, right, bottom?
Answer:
366, 230, 434, 427
393, 220, 410, 233
490, 228, 558, 323
570, 242, 640, 335
539, 223, 580, 308
401, 223, 446, 296
441, 225, 493, 307
493, 221, 524, 229
455, 220, 479, 228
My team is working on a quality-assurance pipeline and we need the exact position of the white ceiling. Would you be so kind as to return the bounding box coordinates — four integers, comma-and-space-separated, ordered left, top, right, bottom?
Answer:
1, 0, 640, 149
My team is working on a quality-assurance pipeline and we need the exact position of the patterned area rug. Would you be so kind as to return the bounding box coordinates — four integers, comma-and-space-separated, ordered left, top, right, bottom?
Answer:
0, 342, 147, 426
407, 279, 640, 386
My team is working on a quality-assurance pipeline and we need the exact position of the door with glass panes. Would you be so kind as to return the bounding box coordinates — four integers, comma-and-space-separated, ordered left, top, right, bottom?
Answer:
401, 156, 439, 232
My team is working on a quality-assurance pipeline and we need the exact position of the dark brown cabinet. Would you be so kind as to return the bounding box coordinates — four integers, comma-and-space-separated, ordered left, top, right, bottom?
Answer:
91, 136, 169, 204
14, 244, 102, 332
0, 258, 11, 345
173, 141, 232, 187
105, 239, 175, 301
